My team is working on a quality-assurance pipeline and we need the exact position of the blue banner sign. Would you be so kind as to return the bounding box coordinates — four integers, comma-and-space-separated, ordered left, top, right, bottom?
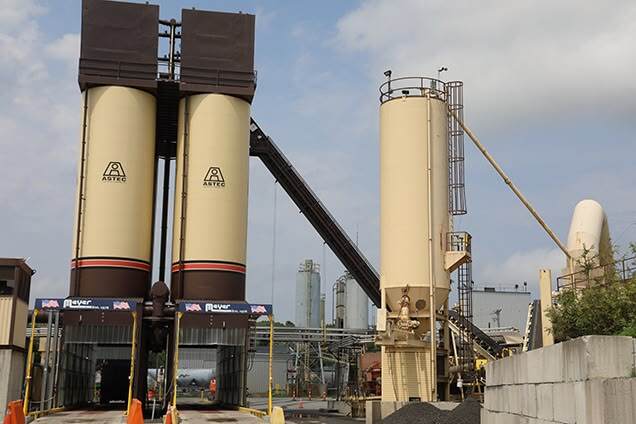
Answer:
35, 298, 137, 311
178, 301, 272, 316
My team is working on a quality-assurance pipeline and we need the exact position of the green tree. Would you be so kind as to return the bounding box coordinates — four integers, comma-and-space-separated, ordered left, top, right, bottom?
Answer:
547, 243, 636, 341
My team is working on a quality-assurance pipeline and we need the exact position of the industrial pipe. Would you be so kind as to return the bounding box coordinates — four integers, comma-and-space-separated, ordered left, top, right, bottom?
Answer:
426, 96, 437, 400
448, 109, 571, 261
268, 315, 274, 416
172, 312, 182, 408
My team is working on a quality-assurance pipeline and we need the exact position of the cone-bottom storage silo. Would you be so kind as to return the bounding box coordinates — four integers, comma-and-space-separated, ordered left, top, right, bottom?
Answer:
70, 85, 156, 298
379, 81, 451, 401
171, 93, 250, 301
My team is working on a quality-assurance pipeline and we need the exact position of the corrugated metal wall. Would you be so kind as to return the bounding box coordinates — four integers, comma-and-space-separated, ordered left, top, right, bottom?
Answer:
13, 300, 27, 348
180, 328, 246, 346
64, 325, 132, 344
246, 352, 288, 394
0, 297, 12, 345
180, 348, 216, 369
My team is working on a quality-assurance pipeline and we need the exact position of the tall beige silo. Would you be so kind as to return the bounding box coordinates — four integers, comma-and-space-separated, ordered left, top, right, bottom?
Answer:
70, 86, 156, 298
378, 79, 451, 401
171, 93, 250, 300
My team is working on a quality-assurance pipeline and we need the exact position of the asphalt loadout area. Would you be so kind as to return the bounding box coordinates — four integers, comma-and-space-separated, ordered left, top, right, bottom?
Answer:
30, 401, 364, 423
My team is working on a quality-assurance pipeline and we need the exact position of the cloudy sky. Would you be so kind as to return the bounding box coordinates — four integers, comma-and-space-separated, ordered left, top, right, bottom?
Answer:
1, 0, 635, 323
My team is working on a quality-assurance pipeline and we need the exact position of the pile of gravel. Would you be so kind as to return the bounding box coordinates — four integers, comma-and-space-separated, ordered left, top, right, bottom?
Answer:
444, 398, 481, 424
381, 402, 447, 424
382, 398, 481, 424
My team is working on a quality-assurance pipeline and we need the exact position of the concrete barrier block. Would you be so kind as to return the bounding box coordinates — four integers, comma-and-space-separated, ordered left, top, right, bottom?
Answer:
488, 355, 516, 386
511, 384, 527, 416
535, 383, 553, 421
484, 386, 497, 412
526, 418, 555, 424
486, 360, 498, 387
482, 410, 530, 424
552, 382, 576, 424
564, 336, 633, 382
365, 400, 381, 424
521, 384, 537, 418
573, 378, 606, 424
603, 377, 634, 424
631, 378, 636, 422
514, 354, 529, 385
527, 342, 564, 384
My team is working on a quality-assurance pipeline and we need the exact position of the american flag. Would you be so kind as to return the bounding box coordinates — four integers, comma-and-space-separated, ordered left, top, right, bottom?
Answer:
251, 305, 267, 314
185, 303, 202, 312
113, 301, 131, 310
42, 299, 60, 308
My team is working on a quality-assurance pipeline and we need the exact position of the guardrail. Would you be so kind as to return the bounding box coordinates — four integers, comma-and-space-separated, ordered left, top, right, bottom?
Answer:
556, 255, 636, 291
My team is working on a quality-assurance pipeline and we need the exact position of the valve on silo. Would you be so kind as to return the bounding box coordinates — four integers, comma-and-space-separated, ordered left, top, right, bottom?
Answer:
396, 292, 420, 332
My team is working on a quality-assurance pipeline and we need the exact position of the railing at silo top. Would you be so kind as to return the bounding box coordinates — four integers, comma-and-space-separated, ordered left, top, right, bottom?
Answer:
379, 76, 447, 103
378, 75, 467, 215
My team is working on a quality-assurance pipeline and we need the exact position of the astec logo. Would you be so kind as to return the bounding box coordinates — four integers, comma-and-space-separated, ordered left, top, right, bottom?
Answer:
102, 161, 127, 182
203, 167, 225, 187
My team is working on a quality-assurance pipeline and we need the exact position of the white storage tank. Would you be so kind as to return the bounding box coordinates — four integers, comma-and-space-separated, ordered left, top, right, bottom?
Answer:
343, 274, 369, 329
295, 260, 321, 328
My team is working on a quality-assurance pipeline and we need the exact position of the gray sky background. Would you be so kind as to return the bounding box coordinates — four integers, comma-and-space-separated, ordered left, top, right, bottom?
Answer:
1, 0, 635, 323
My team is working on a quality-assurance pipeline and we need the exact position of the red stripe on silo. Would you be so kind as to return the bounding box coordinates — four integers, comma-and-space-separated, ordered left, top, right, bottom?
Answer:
171, 262, 246, 274
71, 258, 151, 272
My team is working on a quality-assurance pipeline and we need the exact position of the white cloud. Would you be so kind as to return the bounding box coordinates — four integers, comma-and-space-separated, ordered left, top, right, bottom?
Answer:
0, 0, 44, 28
336, 0, 636, 131
46, 33, 80, 63
0, 1, 78, 302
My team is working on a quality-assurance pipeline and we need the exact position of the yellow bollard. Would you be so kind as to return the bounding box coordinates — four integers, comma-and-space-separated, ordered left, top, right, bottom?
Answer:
126, 312, 138, 416
271, 406, 285, 424
23, 309, 39, 415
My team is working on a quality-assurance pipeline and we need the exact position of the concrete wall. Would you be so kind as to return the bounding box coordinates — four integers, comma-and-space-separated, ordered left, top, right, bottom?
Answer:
0, 349, 25, 410
482, 336, 636, 424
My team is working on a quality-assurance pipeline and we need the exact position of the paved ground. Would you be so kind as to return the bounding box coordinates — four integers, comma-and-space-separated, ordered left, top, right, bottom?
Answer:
179, 409, 262, 423
248, 398, 330, 411
30, 398, 361, 423
33, 409, 125, 423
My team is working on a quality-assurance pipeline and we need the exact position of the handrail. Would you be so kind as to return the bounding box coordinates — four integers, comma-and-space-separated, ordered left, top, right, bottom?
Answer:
556, 255, 636, 291
379, 76, 447, 103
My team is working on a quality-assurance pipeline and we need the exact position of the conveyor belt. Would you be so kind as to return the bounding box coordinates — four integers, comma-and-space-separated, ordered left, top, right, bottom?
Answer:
448, 309, 503, 358
523, 300, 542, 351
249, 119, 381, 307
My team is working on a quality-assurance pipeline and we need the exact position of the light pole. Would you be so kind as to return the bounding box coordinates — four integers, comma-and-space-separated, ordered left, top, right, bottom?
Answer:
437, 66, 448, 80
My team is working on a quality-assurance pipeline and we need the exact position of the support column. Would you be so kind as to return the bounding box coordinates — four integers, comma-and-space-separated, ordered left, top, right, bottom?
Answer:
539, 269, 554, 346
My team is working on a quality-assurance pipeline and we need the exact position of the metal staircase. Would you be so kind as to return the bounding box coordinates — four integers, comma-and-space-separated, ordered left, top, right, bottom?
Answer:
448, 309, 503, 359
522, 300, 543, 352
